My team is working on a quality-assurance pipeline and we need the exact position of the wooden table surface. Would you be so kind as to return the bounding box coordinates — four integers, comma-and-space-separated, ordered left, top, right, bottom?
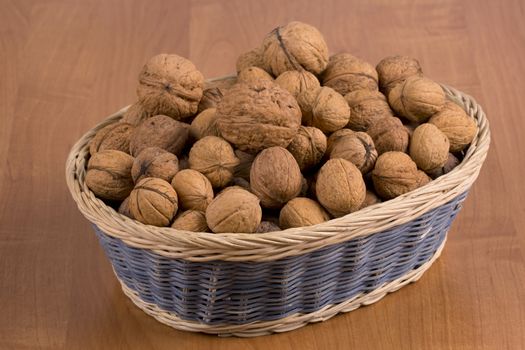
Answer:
1, 0, 524, 349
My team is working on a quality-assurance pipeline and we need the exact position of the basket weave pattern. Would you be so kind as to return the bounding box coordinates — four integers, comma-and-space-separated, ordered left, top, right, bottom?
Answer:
66, 84, 490, 336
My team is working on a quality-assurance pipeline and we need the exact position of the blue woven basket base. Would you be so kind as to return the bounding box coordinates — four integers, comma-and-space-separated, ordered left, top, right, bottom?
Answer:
94, 192, 467, 325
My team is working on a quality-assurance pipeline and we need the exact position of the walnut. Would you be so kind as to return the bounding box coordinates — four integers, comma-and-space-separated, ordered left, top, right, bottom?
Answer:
234, 149, 255, 180
197, 88, 224, 113
236, 47, 265, 73
129, 177, 178, 227
255, 221, 281, 233
326, 129, 355, 155
178, 155, 190, 170
216, 80, 301, 153
261, 21, 329, 76
416, 170, 432, 187
250, 147, 302, 208
304, 87, 351, 133
376, 55, 423, 95
409, 123, 450, 172
171, 169, 214, 211
171, 210, 209, 232
118, 196, 134, 219
188, 136, 239, 188
136, 54, 204, 120
329, 132, 377, 174
429, 101, 477, 152
367, 117, 409, 154
359, 190, 381, 209
120, 101, 152, 126
205, 187, 262, 233
371, 152, 419, 200
190, 108, 220, 140
344, 90, 394, 131
85, 150, 134, 201
316, 158, 366, 217
279, 197, 330, 229
89, 122, 134, 155
388, 76, 446, 123
275, 70, 320, 98
322, 53, 378, 95
427, 153, 460, 179
131, 147, 179, 183
403, 122, 418, 138
129, 115, 189, 156
237, 66, 274, 84
287, 126, 327, 171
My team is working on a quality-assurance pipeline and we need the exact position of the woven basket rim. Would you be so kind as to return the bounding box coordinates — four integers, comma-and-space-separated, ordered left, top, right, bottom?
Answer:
65, 82, 490, 262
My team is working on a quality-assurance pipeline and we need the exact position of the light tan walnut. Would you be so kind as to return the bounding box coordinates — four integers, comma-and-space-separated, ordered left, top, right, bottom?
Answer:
429, 101, 477, 152
129, 177, 178, 227
85, 150, 134, 201
371, 152, 419, 200
279, 197, 330, 229
322, 53, 378, 95
171, 169, 214, 212
409, 123, 450, 172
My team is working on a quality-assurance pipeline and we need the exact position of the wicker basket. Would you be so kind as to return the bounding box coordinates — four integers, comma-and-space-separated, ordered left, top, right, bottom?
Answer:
66, 82, 490, 337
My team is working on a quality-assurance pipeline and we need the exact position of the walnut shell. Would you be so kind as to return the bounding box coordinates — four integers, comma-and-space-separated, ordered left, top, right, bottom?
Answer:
255, 221, 281, 233
304, 87, 351, 133
371, 152, 419, 200
416, 170, 432, 187
429, 101, 477, 152
274, 70, 320, 99
190, 108, 220, 140
388, 76, 445, 123
188, 136, 240, 188
236, 48, 265, 73
329, 132, 378, 174
120, 101, 152, 126
326, 129, 355, 155
261, 21, 329, 76
409, 123, 450, 172
197, 88, 224, 113
89, 122, 134, 155
376, 55, 423, 94
316, 158, 366, 217
279, 197, 330, 229
129, 177, 178, 227
131, 147, 179, 183
344, 90, 394, 131
205, 187, 262, 233
250, 147, 302, 208
129, 115, 189, 156
171, 210, 209, 232
137, 54, 204, 120
118, 196, 134, 219
359, 190, 381, 209
85, 150, 134, 201
234, 149, 255, 180
322, 53, 378, 95
237, 66, 273, 84
427, 153, 460, 179
367, 117, 409, 154
171, 169, 214, 211
287, 126, 327, 171
216, 80, 301, 153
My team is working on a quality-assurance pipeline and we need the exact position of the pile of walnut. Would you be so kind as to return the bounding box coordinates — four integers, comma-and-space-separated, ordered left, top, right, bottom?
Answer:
85, 21, 477, 234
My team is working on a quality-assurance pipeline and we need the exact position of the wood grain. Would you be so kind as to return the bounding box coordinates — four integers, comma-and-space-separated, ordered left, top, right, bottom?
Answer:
0, 0, 524, 349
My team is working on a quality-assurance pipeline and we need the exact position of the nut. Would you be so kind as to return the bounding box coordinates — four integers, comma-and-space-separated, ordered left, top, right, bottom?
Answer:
371, 152, 419, 199
255, 221, 281, 233
234, 149, 255, 180
188, 136, 240, 188
171, 169, 214, 211
427, 153, 460, 179
326, 129, 355, 155
322, 53, 378, 95
118, 196, 134, 219
85, 150, 134, 201
388, 76, 445, 123
344, 89, 394, 131
359, 190, 381, 209
190, 108, 220, 140
89, 122, 134, 155
275, 70, 320, 98
129, 177, 178, 227
171, 210, 209, 232
236, 47, 265, 73
376, 55, 423, 94
329, 132, 377, 174
250, 147, 302, 208
304, 87, 351, 133
416, 170, 432, 187
216, 80, 301, 153
367, 117, 409, 154
137, 54, 204, 120
316, 158, 366, 217
129, 115, 189, 156
120, 101, 152, 126
409, 123, 450, 172
205, 187, 262, 233
197, 88, 224, 113
279, 197, 330, 229
237, 66, 274, 84
429, 101, 477, 152
131, 147, 179, 183
287, 126, 327, 171
261, 21, 329, 76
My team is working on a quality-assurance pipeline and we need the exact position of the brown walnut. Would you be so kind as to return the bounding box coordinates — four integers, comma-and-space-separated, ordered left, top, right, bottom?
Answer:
190, 108, 220, 140
367, 117, 409, 154
427, 153, 460, 179
236, 47, 265, 73
344, 89, 394, 131
371, 152, 419, 200
85, 150, 134, 201
287, 126, 327, 171
131, 147, 179, 183
120, 101, 152, 126
198, 88, 224, 113
409, 123, 450, 172
118, 196, 134, 219
234, 149, 255, 181
429, 101, 477, 152
171, 210, 209, 232
129, 115, 189, 156
326, 129, 355, 155
329, 132, 378, 174
171, 169, 214, 211
322, 53, 378, 95
359, 190, 381, 209
376, 55, 423, 95
255, 221, 281, 233
237, 66, 274, 84
304, 87, 351, 133
279, 197, 330, 229
89, 122, 134, 156
129, 177, 178, 227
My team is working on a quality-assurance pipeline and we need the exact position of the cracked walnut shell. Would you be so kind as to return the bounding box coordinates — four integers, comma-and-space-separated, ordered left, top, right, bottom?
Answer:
85, 150, 134, 201
129, 177, 178, 227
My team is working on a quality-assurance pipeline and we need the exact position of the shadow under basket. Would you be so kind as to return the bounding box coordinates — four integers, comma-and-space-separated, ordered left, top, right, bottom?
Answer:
66, 82, 490, 337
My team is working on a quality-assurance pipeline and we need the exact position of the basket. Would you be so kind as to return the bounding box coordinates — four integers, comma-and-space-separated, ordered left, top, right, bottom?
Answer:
65, 82, 490, 337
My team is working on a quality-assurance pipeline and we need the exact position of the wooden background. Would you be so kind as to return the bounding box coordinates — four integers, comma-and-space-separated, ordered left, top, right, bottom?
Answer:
1, 0, 524, 349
